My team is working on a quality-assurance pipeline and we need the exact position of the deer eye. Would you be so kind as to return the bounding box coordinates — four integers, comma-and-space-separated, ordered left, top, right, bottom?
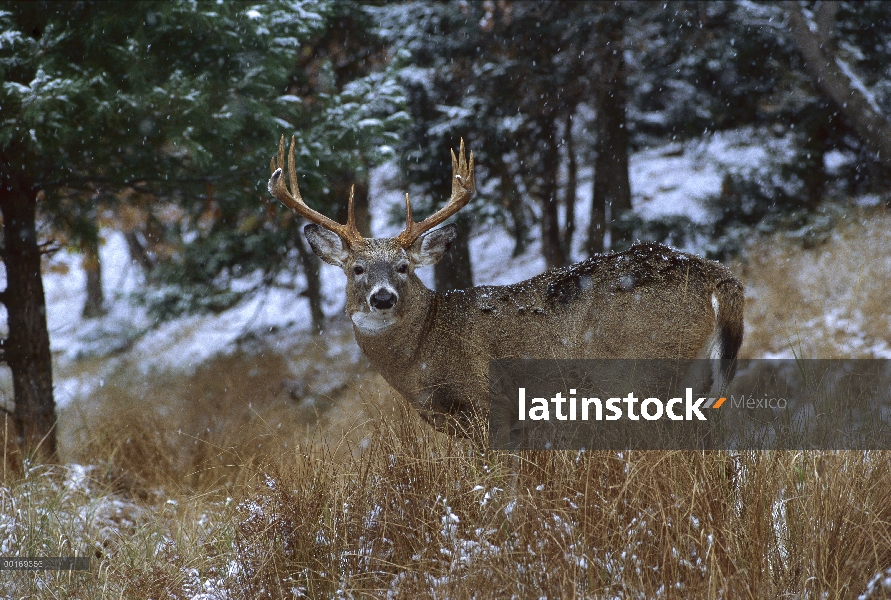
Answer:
353, 265, 365, 275
396, 263, 409, 274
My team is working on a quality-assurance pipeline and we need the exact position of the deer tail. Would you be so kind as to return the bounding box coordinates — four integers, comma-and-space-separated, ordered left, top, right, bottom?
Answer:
713, 277, 745, 361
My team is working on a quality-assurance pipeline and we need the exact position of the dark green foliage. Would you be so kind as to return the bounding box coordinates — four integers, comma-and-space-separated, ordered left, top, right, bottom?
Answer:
627, 3, 791, 142
1, 0, 407, 319
705, 173, 848, 258
629, 1, 891, 195
374, 1, 612, 272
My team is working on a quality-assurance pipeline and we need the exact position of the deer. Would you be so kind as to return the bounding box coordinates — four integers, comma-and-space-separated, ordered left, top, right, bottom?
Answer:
267, 135, 745, 440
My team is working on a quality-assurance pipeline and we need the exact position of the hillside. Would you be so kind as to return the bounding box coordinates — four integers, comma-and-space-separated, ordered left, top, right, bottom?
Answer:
2, 131, 891, 597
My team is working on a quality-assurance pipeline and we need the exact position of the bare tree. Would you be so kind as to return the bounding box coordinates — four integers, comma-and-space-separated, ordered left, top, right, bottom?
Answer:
589, 10, 632, 254
786, 1, 891, 171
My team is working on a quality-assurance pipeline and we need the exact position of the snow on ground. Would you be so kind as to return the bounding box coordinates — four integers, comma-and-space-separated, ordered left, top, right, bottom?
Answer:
44, 231, 149, 361
631, 127, 797, 225
42, 230, 355, 408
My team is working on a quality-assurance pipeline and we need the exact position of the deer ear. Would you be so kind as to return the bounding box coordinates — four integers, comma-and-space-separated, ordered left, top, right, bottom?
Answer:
304, 224, 349, 267
409, 223, 457, 266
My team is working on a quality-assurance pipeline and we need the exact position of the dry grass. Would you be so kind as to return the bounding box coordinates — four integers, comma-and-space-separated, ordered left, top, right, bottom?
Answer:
232, 431, 891, 599
3, 210, 891, 598
54, 323, 399, 498
4, 403, 891, 598
739, 206, 891, 358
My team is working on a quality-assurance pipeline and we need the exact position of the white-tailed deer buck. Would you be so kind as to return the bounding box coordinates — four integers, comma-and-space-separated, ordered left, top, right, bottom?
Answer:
268, 136, 744, 438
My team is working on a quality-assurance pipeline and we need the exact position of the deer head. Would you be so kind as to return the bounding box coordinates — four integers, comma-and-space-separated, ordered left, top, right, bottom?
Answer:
268, 135, 475, 335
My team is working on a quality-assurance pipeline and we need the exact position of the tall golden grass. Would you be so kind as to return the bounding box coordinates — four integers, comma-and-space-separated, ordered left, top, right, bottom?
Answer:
3, 208, 891, 598
740, 206, 891, 358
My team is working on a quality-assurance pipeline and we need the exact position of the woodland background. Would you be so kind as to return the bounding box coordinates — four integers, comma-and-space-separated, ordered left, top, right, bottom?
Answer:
2, 1, 891, 597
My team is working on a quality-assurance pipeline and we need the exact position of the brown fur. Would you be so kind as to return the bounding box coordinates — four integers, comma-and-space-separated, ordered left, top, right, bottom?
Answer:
335, 239, 744, 437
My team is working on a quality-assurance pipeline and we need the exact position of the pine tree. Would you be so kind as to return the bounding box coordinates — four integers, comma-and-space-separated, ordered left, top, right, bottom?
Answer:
0, 0, 406, 459
375, 2, 603, 275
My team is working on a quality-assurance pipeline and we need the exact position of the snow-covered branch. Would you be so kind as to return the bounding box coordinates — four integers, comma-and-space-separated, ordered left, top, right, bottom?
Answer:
785, 1, 891, 168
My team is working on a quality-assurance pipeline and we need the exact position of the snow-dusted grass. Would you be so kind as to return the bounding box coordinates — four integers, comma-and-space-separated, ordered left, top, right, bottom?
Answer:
3, 405, 891, 598
740, 207, 891, 358
0, 460, 237, 599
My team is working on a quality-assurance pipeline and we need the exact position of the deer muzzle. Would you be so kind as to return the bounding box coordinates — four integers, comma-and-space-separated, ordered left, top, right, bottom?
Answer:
369, 287, 398, 311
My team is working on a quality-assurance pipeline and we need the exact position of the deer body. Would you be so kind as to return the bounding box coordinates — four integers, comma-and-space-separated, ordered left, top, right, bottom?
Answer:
267, 137, 744, 438
348, 242, 743, 435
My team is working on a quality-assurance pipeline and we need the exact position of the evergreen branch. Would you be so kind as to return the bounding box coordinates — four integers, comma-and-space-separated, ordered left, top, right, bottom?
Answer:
38, 241, 62, 256
36, 171, 260, 191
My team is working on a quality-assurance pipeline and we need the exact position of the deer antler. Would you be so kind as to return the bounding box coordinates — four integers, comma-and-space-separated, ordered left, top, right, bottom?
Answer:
395, 138, 475, 248
268, 135, 363, 246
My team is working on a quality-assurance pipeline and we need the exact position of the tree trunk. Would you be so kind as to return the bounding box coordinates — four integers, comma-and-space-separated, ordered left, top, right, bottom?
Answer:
124, 229, 156, 275
81, 235, 106, 318
294, 231, 326, 334
589, 16, 631, 254
564, 111, 578, 260
786, 2, 891, 171
588, 176, 607, 255
494, 158, 530, 257
354, 158, 372, 238
801, 107, 831, 209
434, 214, 473, 292
0, 169, 57, 461
538, 116, 567, 269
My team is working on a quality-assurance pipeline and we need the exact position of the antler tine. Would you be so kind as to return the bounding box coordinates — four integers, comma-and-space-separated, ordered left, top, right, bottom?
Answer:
402, 193, 413, 231
396, 138, 475, 248
347, 185, 359, 234
267, 135, 362, 246
287, 135, 300, 202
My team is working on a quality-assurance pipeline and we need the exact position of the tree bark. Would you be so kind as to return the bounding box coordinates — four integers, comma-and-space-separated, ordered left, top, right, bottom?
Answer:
124, 229, 156, 275
493, 157, 530, 257
589, 15, 631, 254
588, 176, 607, 255
81, 235, 106, 318
433, 213, 473, 292
801, 107, 831, 209
354, 158, 373, 239
564, 111, 578, 260
0, 165, 57, 460
786, 2, 891, 170
537, 115, 567, 269
294, 231, 326, 334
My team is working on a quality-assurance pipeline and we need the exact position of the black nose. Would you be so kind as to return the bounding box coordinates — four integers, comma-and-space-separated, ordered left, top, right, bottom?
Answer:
370, 289, 397, 310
